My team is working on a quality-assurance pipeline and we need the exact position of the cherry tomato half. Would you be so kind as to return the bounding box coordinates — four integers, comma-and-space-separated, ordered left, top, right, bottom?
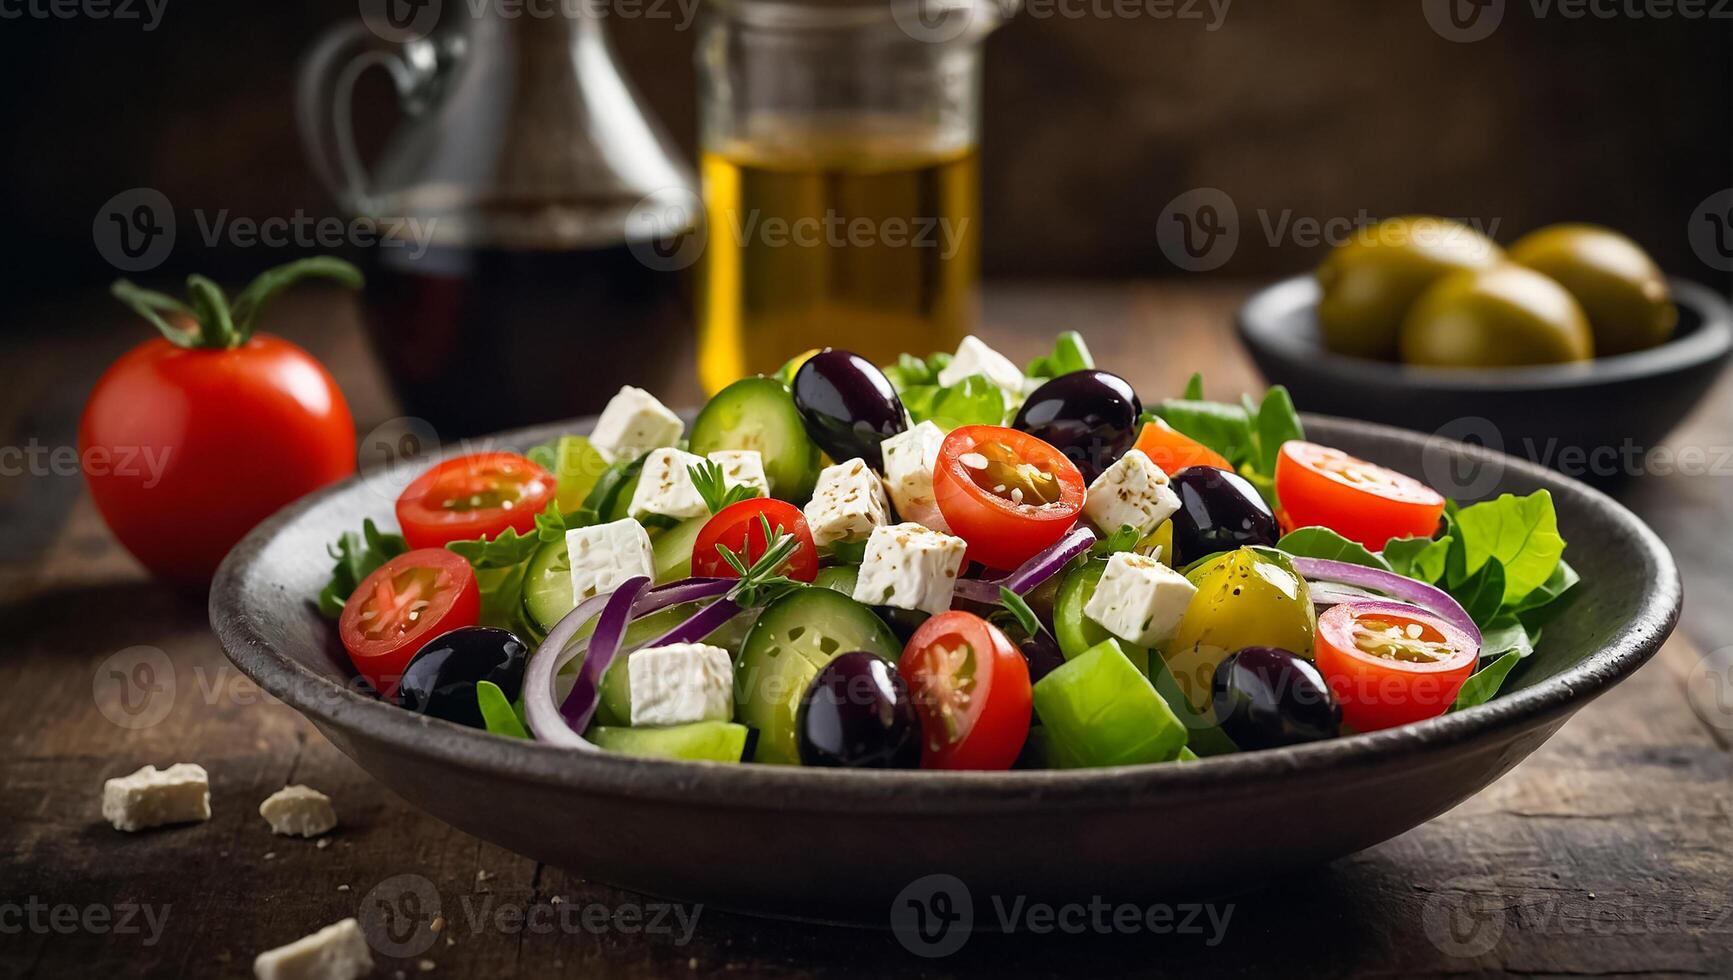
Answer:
899, 612, 1032, 770
1132, 418, 1233, 475
1275, 441, 1446, 551
339, 548, 481, 698
395, 452, 556, 550
933, 425, 1085, 571
692, 498, 819, 582
1313, 601, 1478, 732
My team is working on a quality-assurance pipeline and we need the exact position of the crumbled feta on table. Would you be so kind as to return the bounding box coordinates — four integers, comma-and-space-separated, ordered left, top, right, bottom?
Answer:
259, 785, 338, 838
802, 458, 893, 547
589, 385, 684, 463
1083, 551, 1197, 648
101, 763, 211, 832
853, 522, 969, 615
566, 518, 655, 602
253, 918, 374, 980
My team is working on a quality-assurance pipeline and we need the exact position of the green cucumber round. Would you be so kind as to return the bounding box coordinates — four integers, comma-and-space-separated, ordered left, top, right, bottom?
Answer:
688, 377, 821, 503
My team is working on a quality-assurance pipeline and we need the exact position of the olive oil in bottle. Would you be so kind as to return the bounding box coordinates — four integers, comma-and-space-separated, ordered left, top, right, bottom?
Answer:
696, 119, 979, 394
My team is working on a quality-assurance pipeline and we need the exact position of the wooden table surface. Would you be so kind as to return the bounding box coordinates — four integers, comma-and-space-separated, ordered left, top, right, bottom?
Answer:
4, 282, 1732, 979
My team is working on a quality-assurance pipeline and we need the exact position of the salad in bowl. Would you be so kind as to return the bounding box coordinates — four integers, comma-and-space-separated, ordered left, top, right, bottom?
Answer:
316, 332, 1578, 772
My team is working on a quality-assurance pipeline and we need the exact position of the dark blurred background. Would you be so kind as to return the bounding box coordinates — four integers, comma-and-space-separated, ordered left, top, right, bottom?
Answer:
0, 0, 1729, 308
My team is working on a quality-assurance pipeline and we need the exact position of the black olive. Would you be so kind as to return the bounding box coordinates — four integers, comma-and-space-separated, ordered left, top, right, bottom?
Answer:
1168, 466, 1279, 563
1012, 370, 1142, 481
394, 627, 529, 729
1211, 646, 1341, 750
792, 350, 908, 470
796, 652, 922, 768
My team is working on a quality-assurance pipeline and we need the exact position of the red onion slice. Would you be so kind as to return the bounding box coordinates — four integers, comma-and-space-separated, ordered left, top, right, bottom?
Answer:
953, 524, 1098, 604
559, 577, 650, 732
1290, 557, 1481, 646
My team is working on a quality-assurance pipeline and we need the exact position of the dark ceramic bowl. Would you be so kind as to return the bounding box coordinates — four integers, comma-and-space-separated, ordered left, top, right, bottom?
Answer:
211, 415, 1680, 924
1238, 276, 1733, 483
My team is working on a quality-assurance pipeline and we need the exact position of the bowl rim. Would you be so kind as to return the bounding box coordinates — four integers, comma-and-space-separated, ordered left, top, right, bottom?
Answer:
211, 414, 1681, 815
1237, 274, 1733, 391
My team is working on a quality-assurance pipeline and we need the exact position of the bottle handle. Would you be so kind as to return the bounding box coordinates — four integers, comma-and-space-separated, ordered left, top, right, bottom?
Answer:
295, 21, 435, 215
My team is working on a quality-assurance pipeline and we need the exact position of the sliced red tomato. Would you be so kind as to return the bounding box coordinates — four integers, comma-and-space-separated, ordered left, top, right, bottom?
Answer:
933, 425, 1085, 571
1275, 441, 1446, 551
395, 452, 556, 550
1133, 418, 1234, 475
1314, 601, 1478, 732
899, 612, 1032, 770
339, 548, 481, 697
692, 498, 819, 582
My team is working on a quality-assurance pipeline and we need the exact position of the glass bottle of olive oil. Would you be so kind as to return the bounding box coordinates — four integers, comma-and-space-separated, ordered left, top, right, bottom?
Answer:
693, 0, 1009, 394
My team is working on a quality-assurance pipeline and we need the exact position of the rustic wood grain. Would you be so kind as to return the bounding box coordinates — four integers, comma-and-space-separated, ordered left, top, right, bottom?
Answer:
2, 284, 1729, 979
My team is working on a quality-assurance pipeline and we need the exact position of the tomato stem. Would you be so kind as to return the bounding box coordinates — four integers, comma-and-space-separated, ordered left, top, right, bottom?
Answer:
110, 256, 363, 350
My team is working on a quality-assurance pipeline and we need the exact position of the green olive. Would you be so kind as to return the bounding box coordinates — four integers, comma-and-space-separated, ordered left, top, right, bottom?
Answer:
1508, 224, 1677, 356
1316, 216, 1505, 360
1161, 548, 1315, 718
1399, 264, 1595, 368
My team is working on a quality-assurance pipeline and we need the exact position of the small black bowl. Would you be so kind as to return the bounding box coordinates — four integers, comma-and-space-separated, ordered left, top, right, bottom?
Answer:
1237, 275, 1733, 484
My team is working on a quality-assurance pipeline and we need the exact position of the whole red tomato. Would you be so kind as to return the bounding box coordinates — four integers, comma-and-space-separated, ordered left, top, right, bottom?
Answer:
82, 259, 361, 588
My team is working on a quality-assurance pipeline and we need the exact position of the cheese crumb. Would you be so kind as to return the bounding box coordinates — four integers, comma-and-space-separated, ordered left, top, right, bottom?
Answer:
101, 763, 211, 832
259, 785, 338, 838
253, 918, 373, 980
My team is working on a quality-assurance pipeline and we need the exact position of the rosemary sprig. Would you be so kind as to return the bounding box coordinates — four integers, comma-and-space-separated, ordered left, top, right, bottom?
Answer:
715, 514, 804, 609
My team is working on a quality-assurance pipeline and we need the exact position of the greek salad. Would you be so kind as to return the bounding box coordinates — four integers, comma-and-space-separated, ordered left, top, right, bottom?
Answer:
316, 333, 1578, 769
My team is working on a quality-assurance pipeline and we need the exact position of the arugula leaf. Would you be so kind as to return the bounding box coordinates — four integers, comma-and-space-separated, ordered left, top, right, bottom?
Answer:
899, 385, 942, 423
1454, 557, 1507, 628
1511, 558, 1580, 616
1182, 372, 1204, 401
477, 680, 530, 739
1382, 535, 1451, 583
1452, 650, 1523, 711
1277, 527, 1392, 572
1479, 616, 1537, 660
445, 502, 566, 569
688, 459, 763, 515
882, 351, 954, 391
1452, 490, 1566, 606
1252, 386, 1304, 477
316, 519, 407, 618
1024, 331, 1094, 379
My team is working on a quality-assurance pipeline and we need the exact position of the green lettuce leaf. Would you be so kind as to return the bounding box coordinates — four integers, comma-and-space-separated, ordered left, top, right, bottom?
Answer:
316, 519, 407, 619
1451, 490, 1566, 606
1278, 527, 1392, 571
1452, 650, 1523, 711
1024, 331, 1094, 379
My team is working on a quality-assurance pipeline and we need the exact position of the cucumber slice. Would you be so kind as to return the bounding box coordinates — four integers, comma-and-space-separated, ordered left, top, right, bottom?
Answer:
1032, 639, 1186, 768
587, 722, 749, 762
522, 538, 575, 637
811, 566, 859, 596
546, 435, 609, 514
1053, 560, 1151, 675
735, 586, 900, 764
689, 377, 822, 503
654, 516, 708, 583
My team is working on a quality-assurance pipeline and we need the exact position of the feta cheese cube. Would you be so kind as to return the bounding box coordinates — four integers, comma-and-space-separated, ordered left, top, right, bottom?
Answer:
707, 450, 770, 499
937, 335, 1025, 393
853, 522, 969, 615
566, 519, 655, 602
590, 385, 684, 463
1084, 449, 1181, 538
101, 763, 211, 832
627, 447, 710, 520
253, 918, 374, 980
258, 785, 338, 838
802, 457, 893, 547
880, 421, 951, 532
1083, 551, 1197, 648
627, 643, 734, 727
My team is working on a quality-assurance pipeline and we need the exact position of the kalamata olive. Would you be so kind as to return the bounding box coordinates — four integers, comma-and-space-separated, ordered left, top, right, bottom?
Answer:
874, 605, 931, 646
796, 651, 922, 768
1169, 466, 1279, 563
792, 350, 907, 470
394, 626, 528, 729
1211, 646, 1341, 749
1012, 370, 1142, 481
